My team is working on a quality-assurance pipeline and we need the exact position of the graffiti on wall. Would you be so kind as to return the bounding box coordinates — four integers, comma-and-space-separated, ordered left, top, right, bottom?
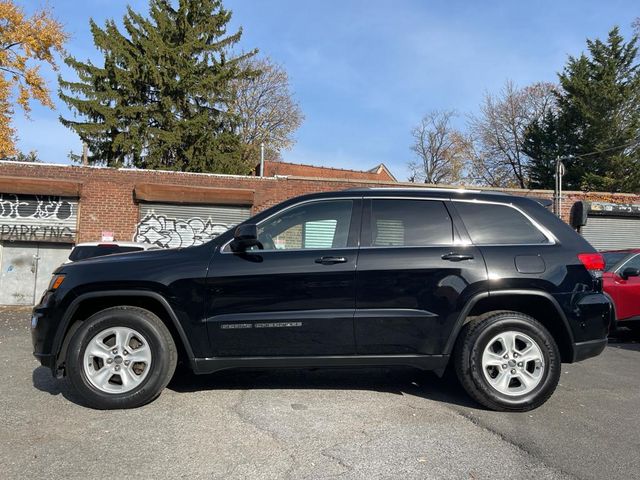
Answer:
134, 212, 232, 248
0, 194, 77, 243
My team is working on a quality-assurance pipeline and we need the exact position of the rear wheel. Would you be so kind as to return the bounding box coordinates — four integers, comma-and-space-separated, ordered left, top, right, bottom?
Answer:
66, 306, 177, 409
454, 311, 561, 412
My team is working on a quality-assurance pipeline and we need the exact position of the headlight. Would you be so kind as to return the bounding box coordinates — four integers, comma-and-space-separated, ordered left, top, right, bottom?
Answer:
48, 274, 65, 291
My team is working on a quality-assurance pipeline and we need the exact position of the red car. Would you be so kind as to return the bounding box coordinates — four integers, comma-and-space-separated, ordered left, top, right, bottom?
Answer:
602, 249, 640, 334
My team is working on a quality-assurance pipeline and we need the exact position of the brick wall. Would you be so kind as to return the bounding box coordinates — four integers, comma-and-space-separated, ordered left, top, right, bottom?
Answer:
2, 161, 640, 243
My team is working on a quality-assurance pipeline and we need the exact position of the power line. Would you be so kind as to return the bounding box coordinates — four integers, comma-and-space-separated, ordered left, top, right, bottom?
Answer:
563, 136, 640, 160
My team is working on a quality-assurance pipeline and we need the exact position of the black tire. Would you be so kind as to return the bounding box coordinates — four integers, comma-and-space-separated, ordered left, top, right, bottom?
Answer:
66, 306, 177, 409
453, 311, 561, 412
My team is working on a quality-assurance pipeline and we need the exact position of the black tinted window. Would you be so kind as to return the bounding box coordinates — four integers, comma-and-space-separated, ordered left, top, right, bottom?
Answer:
455, 202, 547, 245
369, 200, 452, 246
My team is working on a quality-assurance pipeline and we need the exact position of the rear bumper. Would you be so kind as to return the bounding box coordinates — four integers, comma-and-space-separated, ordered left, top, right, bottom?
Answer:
554, 291, 612, 363
556, 289, 610, 334
572, 338, 607, 362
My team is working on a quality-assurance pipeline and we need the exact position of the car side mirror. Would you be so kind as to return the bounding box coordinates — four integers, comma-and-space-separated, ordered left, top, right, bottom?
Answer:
230, 224, 261, 252
620, 267, 640, 280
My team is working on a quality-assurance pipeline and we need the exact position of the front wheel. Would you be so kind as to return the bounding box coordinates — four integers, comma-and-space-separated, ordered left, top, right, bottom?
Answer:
454, 311, 561, 412
66, 306, 177, 409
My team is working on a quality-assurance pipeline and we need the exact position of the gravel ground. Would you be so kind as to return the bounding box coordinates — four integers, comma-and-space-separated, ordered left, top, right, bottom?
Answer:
0, 307, 638, 480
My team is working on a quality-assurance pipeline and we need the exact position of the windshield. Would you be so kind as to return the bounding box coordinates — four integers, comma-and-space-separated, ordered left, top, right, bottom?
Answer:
69, 245, 143, 261
602, 252, 630, 272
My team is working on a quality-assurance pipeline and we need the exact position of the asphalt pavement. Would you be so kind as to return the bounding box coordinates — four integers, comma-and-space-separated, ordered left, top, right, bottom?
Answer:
1, 307, 638, 480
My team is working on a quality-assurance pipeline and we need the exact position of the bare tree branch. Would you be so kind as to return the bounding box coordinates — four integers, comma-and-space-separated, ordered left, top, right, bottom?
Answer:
228, 56, 304, 164
466, 80, 556, 188
408, 110, 466, 184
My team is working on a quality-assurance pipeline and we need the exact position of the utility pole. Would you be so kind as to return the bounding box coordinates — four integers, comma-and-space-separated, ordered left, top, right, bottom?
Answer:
82, 142, 88, 166
259, 142, 265, 177
554, 156, 566, 218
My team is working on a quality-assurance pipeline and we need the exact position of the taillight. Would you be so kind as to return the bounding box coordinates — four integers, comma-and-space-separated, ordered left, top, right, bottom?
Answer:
578, 253, 605, 277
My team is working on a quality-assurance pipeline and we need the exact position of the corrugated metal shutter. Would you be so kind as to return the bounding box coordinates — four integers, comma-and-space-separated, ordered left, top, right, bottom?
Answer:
581, 216, 640, 250
304, 220, 337, 248
0, 194, 78, 243
136, 202, 250, 248
374, 219, 405, 246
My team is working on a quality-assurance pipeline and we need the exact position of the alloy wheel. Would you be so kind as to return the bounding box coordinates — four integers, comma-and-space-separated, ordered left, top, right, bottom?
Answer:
481, 330, 545, 396
82, 326, 152, 394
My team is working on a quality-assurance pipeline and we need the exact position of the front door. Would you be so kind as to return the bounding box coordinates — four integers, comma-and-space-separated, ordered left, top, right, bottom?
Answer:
205, 198, 361, 356
355, 198, 487, 355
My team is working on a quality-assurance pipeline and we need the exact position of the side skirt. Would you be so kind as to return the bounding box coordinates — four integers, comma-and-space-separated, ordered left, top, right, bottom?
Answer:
192, 354, 450, 374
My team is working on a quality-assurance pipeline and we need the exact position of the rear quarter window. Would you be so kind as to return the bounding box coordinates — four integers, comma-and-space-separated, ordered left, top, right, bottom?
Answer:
455, 201, 548, 245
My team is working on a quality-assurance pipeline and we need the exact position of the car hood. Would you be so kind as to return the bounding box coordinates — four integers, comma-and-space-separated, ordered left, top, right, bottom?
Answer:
55, 246, 197, 273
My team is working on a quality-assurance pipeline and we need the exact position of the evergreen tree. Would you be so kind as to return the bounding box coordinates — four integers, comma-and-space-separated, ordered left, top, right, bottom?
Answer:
523, 111, 563, 189
59, 0, 256, 173
553, 27, 640, 191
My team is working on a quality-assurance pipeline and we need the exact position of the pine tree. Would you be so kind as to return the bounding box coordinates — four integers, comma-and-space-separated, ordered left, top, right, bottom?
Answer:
554, 27, 640, 191
59, 0, 257, 173
523, 111, 563, 190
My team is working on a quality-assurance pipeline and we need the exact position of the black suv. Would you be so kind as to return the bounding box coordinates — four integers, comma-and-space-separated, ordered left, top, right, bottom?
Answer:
31, 188, 611, 411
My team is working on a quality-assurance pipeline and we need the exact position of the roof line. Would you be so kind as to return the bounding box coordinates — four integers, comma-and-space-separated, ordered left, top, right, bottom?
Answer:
263, 159, 394, 176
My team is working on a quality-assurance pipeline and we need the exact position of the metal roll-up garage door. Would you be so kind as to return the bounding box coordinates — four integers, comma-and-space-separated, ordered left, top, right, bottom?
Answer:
581, 216, 640, 250
1, 193, 78, 305
135, 202, 251, 248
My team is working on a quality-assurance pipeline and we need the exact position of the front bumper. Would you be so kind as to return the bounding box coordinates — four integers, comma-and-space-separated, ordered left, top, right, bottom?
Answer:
33, 352, 57, 371
31, 295, 64, 374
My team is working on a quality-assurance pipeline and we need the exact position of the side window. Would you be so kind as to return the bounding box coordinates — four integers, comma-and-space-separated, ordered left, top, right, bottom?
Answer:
455, 201, 548, 245
368, 199, 453, 247
257, 200, 353, 251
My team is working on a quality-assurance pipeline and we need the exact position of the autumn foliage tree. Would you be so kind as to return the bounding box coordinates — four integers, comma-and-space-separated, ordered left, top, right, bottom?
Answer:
0, 1, 66, 157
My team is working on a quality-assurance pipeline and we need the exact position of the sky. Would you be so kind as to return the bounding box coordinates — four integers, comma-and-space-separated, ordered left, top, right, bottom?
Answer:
13, 0, 639, 180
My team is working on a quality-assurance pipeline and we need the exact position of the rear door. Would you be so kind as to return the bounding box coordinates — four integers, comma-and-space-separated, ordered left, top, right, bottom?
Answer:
354, 198, 487, 355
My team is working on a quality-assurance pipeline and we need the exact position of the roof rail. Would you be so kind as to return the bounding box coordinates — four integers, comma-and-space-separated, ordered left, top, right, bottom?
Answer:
344, 186, 492, 194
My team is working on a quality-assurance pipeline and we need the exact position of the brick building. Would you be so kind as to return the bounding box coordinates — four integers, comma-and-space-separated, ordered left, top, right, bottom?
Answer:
1, 159, 640, 305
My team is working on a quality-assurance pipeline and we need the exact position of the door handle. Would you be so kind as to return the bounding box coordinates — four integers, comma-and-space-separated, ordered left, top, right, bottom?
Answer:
315, 256, 348, 265
441, 252, 474, 262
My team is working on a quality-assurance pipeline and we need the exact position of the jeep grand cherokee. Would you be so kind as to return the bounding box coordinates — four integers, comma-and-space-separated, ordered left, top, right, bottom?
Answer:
31, 188, 611, 411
